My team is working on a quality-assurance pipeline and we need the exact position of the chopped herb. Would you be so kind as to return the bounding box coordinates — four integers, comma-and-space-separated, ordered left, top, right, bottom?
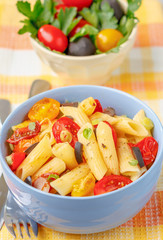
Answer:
28, 122, 36, 131
92, 118, 102, 126
83, 128, 92, 140
47, 174, 59, 182
128, 159, 138, 166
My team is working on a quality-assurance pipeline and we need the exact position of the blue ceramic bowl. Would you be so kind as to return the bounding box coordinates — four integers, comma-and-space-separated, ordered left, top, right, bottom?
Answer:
0, 86, 163, 234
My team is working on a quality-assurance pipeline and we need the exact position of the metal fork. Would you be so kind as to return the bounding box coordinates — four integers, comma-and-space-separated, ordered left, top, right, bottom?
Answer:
4, 190, 38, 238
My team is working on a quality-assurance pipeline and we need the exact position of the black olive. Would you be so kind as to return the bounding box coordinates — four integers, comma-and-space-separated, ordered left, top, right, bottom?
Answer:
75, 142, 83, 164
24, 176, 32, 186
103, 107, 116, 116
101, 0, 124, 22
68, 37, 96, 56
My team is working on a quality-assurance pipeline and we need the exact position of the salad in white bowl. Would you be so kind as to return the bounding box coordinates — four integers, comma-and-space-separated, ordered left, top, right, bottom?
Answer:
17, 0, 142, 56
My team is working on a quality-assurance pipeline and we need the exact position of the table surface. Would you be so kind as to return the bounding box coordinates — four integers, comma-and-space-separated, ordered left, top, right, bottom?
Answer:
0, 0, 163, 239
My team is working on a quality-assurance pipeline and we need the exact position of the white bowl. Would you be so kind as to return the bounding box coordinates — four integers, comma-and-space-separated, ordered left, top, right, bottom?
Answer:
30, 1, 137, 85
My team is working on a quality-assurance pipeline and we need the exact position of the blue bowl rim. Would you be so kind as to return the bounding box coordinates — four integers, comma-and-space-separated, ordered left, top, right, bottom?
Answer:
0, 85, 163, 201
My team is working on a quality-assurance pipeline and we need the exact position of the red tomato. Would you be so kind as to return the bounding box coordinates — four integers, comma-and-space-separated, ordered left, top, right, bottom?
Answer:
94, 175, 132, 195
62, 0, 93, 11
7, 121, 41, 144
132, 137, 158, 166
52, 117, 80, 148
55, 4, 67, 18
69, 19, 91, 38
38, 25, 68, 52
93, 99, 103, 113
6, 152, 26, 171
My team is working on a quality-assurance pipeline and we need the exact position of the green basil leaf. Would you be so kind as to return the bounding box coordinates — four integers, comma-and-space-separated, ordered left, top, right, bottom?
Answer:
83, 128, 92, 140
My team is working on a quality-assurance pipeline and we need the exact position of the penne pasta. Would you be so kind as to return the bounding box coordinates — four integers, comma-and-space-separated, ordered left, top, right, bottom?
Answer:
52, 142, 78, 170
60, 106, 90, 127
50, 163, 90, 196
16, 135, 53, 181
113, 117, 149, 136
133, 109, 153, 136
77, 122, 107, 180
96, 122, 119, 175
32, 157, 66, 183
117, 138, 146, 180
90, 112, 118, 126
78, 97, 96, 116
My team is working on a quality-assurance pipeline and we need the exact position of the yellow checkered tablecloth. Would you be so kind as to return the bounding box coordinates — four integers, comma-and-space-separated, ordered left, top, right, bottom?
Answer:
0, 0, 163, 239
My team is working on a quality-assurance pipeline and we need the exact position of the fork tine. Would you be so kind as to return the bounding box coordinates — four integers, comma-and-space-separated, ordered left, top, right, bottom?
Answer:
5, 223, 16, 238
28, 219, 38, 237
22, 221, 31, 238
15, 221, 23, 238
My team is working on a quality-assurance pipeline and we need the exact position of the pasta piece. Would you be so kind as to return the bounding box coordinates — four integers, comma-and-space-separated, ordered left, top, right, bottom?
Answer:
60, 106, 90, 127
96, 122, 119, 175
39, 124, 56, 145
78, 97, 96, 116
50, 163, 90, 196
77, 122, 107, 180
52, 142, 78, 170
133, 109, 153, 136
32, 157, 66, 183
114, 117, 149, 136
16, 135, 53, 181
117, 138, 146, 181
90, 112, 118, 126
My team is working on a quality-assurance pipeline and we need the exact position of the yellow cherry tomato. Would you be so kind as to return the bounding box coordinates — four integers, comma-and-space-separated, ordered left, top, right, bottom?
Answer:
28, 97, 60, 121
71, 172, 95, 197
96, 29, 123, 52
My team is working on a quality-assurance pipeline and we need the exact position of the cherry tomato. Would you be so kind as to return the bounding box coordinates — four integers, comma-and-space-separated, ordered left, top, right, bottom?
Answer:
94, 175, 132, 195
6, 152, 26, 171
7, 121, 41, 144
69, 19, 91, 38
55, 4, 68, 18
93, 99, 103, 113
52, 117, 80, 148
13, 135, 40, 153
28, 98, 60, 122
62, 0, 93, 11
96, 29, 123, 52
131, 137, 158, 166
38, 25, 68, 52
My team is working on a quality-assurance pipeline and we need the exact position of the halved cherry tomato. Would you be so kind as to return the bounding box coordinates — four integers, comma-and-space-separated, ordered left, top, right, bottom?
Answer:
94, 175, 132, 195
96, 29, 123, 52
38, 25, 68, 52
6, 152, 26, 171
28, 98, 60, 122
52, 117, 80, 148
7, 121, 41, 144
69, 19, 91, 38
130, 137, 158, 166
13, 135, 40, 152
93, 99, 103, 113
62, 0, 93, 11
55, 4, 68, 18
